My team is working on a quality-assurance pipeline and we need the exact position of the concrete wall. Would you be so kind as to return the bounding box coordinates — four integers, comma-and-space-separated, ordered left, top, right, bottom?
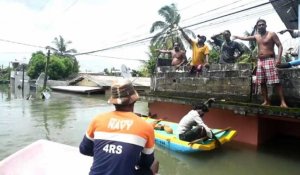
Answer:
153, 64, 252, 102
152, 63, 300, 107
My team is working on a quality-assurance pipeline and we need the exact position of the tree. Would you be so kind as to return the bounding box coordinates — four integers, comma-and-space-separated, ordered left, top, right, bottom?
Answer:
103, 68, 110, 75
47, 35, 79, 73
49, 35, 77, 56
142, 45, 161, 76
27, 51, 79, 80
150, 3, 195, 51
27, 51, 46, 79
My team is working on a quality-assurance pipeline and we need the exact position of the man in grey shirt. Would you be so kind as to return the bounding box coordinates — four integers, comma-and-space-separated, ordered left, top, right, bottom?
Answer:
211, 30, 244, 64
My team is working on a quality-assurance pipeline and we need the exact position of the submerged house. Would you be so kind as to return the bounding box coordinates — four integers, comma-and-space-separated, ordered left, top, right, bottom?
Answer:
50, 75, 150, 95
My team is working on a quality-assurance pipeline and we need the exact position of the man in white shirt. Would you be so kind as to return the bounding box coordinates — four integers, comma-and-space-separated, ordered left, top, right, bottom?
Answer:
278, 29, 300, 67
178, 103, 212, 142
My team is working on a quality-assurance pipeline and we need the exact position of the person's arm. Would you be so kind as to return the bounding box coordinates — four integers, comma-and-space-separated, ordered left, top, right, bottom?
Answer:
79, 135, 94, 156
193, 115, 212, 138
205, 54, 209, 65
155, 49, 171, 54
232, 35, 256, 41
278, 29, 293, 35
235, 42, 244, 58
79, 119, 95, 156
204, 45, 210, 65
272, 32, 283, 65
137, 125, 155, 169
211, 33, 223, 47
279, 29, 300, 38
179, 28, 192, 45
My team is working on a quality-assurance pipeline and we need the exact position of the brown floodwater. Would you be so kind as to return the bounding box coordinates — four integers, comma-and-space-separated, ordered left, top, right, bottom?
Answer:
0, 84, 299, 175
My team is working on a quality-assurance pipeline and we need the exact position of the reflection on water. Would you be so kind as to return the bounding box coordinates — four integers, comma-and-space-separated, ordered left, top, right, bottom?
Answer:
1, 84, 300, 174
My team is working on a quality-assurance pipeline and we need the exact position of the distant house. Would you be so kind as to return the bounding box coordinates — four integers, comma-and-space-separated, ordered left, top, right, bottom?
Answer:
51, 75, 150, 95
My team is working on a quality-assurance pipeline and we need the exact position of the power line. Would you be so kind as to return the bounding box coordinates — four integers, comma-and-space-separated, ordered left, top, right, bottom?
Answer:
181, 0, 242, 22
63, 0, 80, 13
182, 0, 280, 29
191, 6, 274, 31
84, 54, 146, 61
73, 36, 153, 56
75, 0, 280, 56
0, 0, 282, 58
0, 38, 44, 49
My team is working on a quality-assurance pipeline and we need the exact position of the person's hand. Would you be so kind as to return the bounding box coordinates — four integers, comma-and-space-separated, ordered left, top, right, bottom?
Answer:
207, 130, 213, 139
278, 30, 287, 34
275, 57, 281, 66
204, 63, 210, 69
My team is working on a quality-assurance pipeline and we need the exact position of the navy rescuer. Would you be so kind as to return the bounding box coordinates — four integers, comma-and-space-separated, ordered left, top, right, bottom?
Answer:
79, 79, 158, 175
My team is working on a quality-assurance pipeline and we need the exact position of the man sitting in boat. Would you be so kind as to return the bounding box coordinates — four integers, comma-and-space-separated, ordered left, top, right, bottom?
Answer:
178, 103, 213, 142
79, 79, 158, 175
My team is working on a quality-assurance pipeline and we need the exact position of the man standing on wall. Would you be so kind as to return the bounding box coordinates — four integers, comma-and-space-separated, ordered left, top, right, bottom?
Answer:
156, 42, 187, 69
234, 19, 288, 108
179, 28, 210, 75
211, 30, 244, 64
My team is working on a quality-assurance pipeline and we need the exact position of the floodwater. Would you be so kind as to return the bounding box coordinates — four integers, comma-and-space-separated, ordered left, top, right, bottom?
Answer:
0, 84, 299, 175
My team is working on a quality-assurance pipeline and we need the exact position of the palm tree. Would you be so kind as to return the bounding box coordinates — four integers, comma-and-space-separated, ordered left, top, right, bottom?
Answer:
46, 36, 79, 77
150, 3, 195, 50
49, 35, 77, 56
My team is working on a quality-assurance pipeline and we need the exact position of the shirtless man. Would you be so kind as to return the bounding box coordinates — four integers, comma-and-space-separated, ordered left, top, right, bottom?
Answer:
157, 42, 187, 69
234, 19, 288, 108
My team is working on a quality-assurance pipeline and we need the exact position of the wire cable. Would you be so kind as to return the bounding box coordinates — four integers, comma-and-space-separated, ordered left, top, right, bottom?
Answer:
0, 38, 45, 49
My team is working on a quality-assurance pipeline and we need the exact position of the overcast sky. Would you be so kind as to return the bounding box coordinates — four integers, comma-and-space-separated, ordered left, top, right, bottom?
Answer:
0, 0, 296, 72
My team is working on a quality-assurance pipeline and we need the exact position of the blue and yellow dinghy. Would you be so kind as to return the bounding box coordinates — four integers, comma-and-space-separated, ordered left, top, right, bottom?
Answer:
143, 117, 237, 153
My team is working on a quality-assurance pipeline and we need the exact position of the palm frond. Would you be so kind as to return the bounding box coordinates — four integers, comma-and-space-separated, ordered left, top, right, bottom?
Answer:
150, 27, 169, 45
150, 21, 168, 33
158, 3, 178, 24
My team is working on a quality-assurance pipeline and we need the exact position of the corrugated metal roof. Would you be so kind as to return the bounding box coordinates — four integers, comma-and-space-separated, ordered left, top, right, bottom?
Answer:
84, 75, 150, 87
270, 0, 299, 30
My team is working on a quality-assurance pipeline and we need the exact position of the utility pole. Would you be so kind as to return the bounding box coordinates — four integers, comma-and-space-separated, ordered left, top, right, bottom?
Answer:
22, 62, 25, 98
43, 49, 50, 90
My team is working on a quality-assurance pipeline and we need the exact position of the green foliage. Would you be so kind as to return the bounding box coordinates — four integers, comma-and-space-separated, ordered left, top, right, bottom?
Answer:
47, 56, 66, 80
27, 51, 46, 79
0, 67, 11, 81
131, 69, 143, 77
103, 68, 110, 75
49, 35, 77, 56
27, 51, 79, 80
208, 48, 220, 64
143, 45, 161, 76
150, 3, 195, 50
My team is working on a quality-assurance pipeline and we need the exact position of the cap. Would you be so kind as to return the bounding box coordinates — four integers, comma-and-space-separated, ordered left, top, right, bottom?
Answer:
108, 79, 139, 105
197, 35, 206, 42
